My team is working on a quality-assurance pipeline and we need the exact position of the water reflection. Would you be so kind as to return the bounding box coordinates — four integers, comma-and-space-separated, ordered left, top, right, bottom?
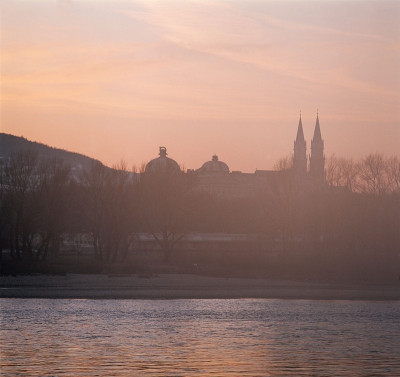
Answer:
1, 299, 399, 376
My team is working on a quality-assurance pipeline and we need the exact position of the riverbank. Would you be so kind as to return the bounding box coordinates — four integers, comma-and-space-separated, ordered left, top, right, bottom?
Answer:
1, 273, 399, 300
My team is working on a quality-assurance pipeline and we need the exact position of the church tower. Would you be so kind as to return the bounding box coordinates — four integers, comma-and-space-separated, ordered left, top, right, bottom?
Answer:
309, 112, 325, 182
293, 113, 307, 175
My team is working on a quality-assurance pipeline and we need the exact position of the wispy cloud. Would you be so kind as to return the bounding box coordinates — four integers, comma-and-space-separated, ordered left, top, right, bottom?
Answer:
118, 0, 399, 98
1, 0, 399, 168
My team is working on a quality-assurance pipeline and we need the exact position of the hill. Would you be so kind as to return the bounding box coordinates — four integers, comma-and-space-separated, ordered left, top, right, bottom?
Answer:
0, 133, 102, 173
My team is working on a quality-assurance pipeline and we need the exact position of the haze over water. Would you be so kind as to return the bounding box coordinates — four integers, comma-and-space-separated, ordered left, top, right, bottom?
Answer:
1, 299, 399, 376
1, 1, 400, 375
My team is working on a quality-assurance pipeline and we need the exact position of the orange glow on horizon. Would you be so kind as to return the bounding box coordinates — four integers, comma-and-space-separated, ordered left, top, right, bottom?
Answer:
1, 0, 399, 172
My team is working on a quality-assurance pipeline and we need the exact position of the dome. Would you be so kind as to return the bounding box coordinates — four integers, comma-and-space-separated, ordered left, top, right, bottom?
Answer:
145, 147, 181, 175
198, 155, 229, 174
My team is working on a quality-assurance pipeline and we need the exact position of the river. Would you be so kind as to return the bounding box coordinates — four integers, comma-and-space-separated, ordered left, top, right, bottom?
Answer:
1, 299, 399, 376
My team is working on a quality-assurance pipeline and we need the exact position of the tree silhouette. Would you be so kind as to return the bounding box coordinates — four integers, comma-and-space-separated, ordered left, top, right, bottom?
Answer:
139, 167, 198, 262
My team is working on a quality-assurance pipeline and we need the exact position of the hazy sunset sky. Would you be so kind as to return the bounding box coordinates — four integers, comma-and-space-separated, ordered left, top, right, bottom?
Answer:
1, 0, 399, 172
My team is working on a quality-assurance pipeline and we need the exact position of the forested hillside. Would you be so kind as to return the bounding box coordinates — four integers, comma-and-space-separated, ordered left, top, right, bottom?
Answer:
0, 133, 101, 173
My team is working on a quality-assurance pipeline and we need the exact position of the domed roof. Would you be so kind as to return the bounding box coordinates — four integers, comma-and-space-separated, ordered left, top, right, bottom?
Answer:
145, 147, 181, 175
198, 155, 229, 174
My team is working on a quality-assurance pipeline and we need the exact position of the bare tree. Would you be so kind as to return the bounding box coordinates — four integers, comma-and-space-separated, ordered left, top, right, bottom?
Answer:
139, 168, 198, 262
273, 154, 293, 171
357, 153, 390, 195
0, 159, 7, 262
103, 161, 137, 263
3, 150, 40, 261
325, 154, 358, 192
35, 158, 71, 261
79, 160, 138, 265
80, 161, 110, 261
386, 155, 400, 193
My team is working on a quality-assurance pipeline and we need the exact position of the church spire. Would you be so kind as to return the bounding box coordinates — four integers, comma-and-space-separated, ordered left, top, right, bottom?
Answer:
296, 112, 305, 142
310, 111, 325, 183
293, 112, 307, 175
313, 111, 322, 141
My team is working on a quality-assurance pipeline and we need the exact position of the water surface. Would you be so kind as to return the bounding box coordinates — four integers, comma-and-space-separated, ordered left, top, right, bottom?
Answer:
1, 299, 399, 376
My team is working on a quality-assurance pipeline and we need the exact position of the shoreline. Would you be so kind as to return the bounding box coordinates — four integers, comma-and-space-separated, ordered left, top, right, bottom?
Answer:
0, 273, 399, 301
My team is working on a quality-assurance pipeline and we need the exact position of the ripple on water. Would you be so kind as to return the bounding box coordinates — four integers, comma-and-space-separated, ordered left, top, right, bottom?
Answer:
1, 299, 400, 376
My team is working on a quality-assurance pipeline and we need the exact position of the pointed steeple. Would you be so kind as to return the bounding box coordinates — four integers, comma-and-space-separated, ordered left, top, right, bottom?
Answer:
310, 111, 325, 183
293, 112, 307, 175
296, 112, 305, 142
313, 111, 322, 140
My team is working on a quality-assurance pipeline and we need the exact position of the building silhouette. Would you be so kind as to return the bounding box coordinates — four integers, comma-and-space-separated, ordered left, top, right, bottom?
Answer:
293, 113, 307, 175
309, 112, 325, 182
144, 114, 325, 196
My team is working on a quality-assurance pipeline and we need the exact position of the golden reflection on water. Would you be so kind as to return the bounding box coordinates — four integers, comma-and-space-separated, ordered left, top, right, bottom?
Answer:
1, 299, 400, 376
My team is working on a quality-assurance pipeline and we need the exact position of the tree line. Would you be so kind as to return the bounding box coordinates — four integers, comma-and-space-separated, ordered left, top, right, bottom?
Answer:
262, 153, 400, 281
0, 150, 200, 272
0, 150, 399, 280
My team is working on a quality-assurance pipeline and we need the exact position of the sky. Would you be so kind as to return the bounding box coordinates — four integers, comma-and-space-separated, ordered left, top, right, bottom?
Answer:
1, 0, 399, 172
